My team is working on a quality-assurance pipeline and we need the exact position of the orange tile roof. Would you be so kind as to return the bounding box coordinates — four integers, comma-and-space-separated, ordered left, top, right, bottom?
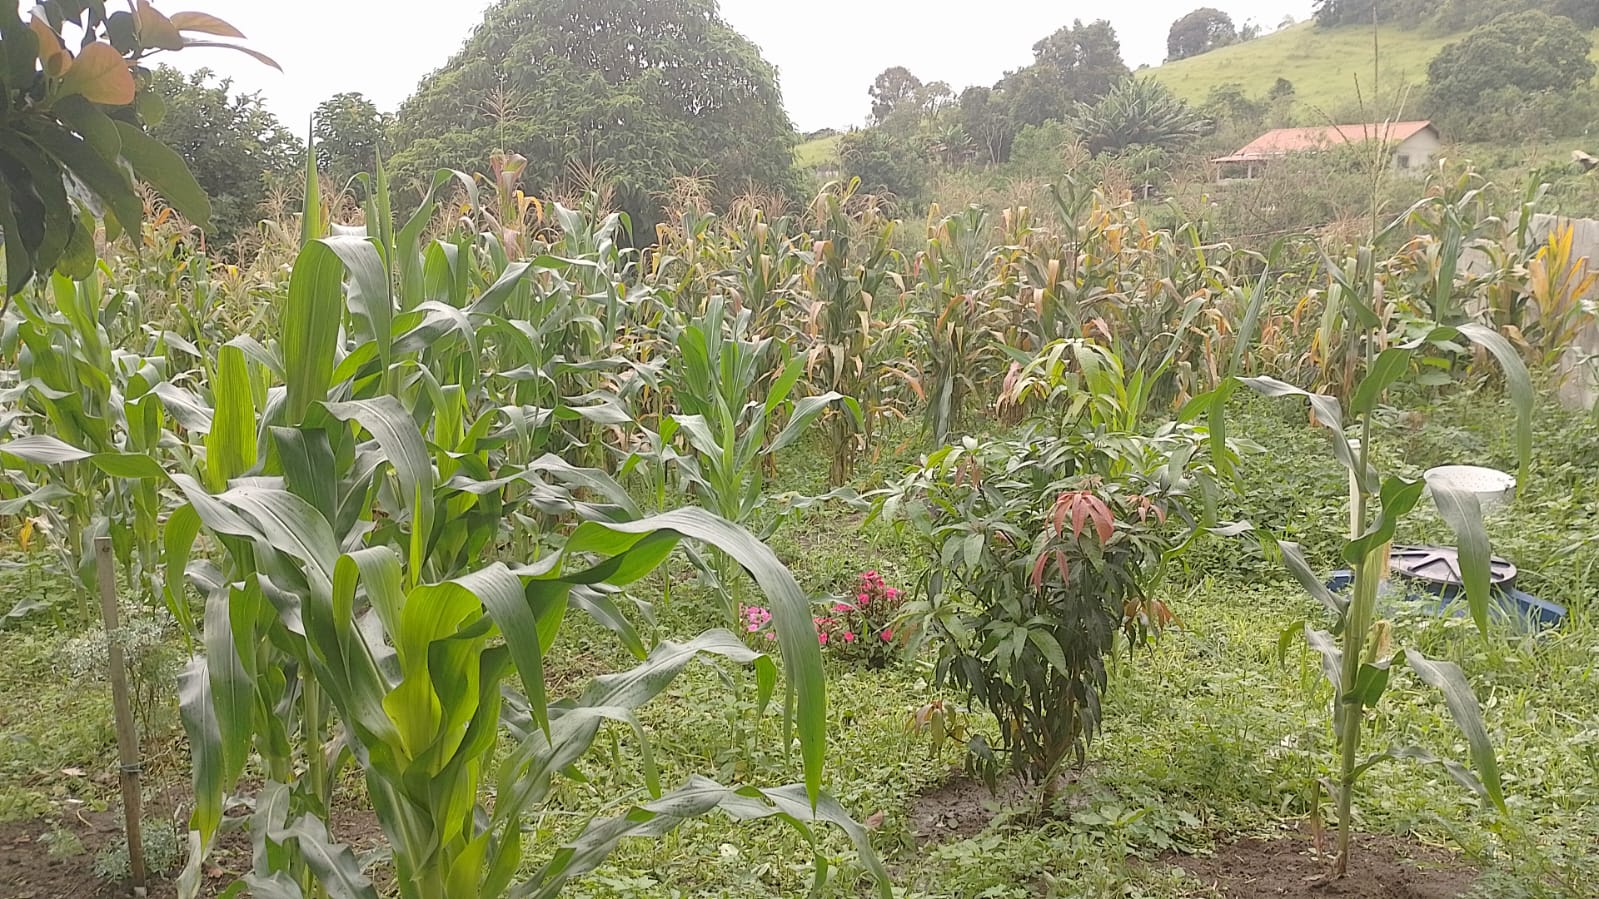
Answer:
1213, 121, 1435, 164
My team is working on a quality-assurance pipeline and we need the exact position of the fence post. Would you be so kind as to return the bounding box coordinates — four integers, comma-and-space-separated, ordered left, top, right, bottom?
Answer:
95, 535, 147, 895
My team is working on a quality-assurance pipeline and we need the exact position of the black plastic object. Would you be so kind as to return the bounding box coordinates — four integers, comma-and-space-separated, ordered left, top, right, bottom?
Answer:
1388, 545, 1518, 590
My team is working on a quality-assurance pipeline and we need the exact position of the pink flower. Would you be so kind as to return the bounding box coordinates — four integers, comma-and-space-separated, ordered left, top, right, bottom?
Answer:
818, 632, 828, 645
843, 631, 856, 643
834, 602, 851, 612
880, 629, 893, 641
885, 588, 899, 599
747, 623, 759, 632
765, 633, 776, 641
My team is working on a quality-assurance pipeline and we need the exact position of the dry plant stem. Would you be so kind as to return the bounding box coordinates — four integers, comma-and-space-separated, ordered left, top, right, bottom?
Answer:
96, 536, 147, 893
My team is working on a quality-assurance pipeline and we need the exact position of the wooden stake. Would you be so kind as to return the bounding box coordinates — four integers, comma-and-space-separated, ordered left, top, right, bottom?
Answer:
95, 536, 147, 895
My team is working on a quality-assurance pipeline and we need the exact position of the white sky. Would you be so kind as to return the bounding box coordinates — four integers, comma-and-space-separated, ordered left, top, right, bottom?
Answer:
156, 0, 1316, 133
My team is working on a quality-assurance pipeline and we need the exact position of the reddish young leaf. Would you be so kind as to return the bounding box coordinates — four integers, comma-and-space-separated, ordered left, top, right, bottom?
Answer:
58, 42, 135, 105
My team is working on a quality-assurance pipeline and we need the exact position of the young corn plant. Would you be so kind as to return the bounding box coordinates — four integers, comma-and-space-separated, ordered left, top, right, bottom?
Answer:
1219, 234, 1535, 876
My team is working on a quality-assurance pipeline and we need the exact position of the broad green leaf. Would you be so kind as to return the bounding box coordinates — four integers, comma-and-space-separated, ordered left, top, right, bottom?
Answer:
0, 434, 91, 464
566, 509, 826, 805
1456, 322, 1533, 484
1278, 541, 1345, 616
113, 120, 211, 228
1403, 649, 1505, 813
1349, 347, 1413, 415
1342, 477, 1425, 564
1429, 483, 1493, 637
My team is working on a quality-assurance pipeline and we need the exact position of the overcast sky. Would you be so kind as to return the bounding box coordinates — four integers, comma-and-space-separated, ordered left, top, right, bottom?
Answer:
159, 1, 1316, 133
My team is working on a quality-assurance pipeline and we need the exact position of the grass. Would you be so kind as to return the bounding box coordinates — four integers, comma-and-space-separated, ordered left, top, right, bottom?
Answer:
1148, 21, 1599, 123
3, 388, 1598, 896
795, 134, 841, 170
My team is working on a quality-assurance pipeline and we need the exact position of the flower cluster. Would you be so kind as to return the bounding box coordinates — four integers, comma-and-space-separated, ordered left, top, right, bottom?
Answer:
740, 571, 907, 667
817, 570, 906, 668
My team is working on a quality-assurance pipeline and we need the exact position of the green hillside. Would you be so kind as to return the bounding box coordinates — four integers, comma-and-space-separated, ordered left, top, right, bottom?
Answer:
794, 134, 841, 169
1149, 21, 1599, 121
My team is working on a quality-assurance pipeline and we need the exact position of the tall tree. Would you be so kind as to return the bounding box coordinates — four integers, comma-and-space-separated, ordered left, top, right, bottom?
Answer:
313, 92, 389, 188
958, 86, 1016, 165
1030, 19, 1129, 105
1427, 11, 1596, 114
146, 66, 302, 250
869, 66, 923, 124
1167, 8, 1237, 61
390, 0, 798, 235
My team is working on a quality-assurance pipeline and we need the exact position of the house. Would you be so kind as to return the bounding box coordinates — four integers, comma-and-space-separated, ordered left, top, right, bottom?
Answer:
1212, 121, 1441, 180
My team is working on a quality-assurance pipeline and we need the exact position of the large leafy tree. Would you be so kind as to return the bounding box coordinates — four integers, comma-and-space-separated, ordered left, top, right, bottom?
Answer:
146, 66, 301, 250
957, 85, 1016, 165
1001, 19, 1129, 129
869, 66, 922, 124
1167, 8, 1237, 61
313, 91, 389, 188
838, 127, 925, 201
1031, 19, 1128, 105
389, 0, 798, 235
1426, 11, 1596, 115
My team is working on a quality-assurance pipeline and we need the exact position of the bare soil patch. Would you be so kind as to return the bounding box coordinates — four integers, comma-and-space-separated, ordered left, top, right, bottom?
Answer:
1168, 833, 1478, 899
0, 798, 386, 898
907, 773, 1060, 845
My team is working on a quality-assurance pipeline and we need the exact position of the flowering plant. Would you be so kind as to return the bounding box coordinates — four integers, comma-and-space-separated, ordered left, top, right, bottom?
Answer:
741, 570, 906, 667
816, 570, 906, 668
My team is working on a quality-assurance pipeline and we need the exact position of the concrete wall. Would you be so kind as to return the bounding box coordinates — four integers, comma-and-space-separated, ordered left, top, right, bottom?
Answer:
1394, 130, 1442, 174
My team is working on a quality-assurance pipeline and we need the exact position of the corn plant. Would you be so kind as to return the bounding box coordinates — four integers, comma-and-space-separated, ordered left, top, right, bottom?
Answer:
798, 183, 905, 483
1218, 227, 1535, 874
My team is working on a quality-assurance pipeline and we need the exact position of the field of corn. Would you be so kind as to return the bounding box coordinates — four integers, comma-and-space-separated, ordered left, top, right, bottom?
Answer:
2, 143, 1599, 899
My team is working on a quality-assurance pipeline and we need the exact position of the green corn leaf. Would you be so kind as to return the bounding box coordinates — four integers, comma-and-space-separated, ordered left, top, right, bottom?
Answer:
325, 397, 435, 559
769, 391, 847, 453
302, 132, 324, 246
1456, 322, 1533, 485
0, 434, 92, 464
1403, 649, 1506, 813
565, 509, 826, 805
1304, 626, 1343, 695
1349, 347, 1414, 415
282, 240, 351, 424
531, 776, 889, 899
1429, 482, 1493, 636
207, 344, 257, 491
1277, 541, 1346, 617
271, 815, 378, 899
177, 658, 223, 899
1342, 477, 1426, 564
1239, 376, 1372, 492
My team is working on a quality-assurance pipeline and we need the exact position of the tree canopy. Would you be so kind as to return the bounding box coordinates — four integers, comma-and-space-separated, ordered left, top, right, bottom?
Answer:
869, 67, 922, 124
1167, 8, 1237, 61
389, 0, 798, 234
146, 66, 301, 250
1427, 10, 1597, 114
313, 92, 389, 189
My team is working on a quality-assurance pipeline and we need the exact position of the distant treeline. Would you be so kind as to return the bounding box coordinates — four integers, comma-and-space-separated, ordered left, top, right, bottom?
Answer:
1313, 0, 1599, 31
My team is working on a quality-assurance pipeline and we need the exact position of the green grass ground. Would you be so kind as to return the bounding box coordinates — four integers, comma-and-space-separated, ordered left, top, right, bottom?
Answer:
795, 134, 841, 170
1148, 22, 1599, 122
3, 387, 1598, 896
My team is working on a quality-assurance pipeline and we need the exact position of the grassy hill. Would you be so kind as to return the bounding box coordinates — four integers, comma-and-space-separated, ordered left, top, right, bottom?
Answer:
794, 134, 841, 170
1148, 21, 1599, 122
